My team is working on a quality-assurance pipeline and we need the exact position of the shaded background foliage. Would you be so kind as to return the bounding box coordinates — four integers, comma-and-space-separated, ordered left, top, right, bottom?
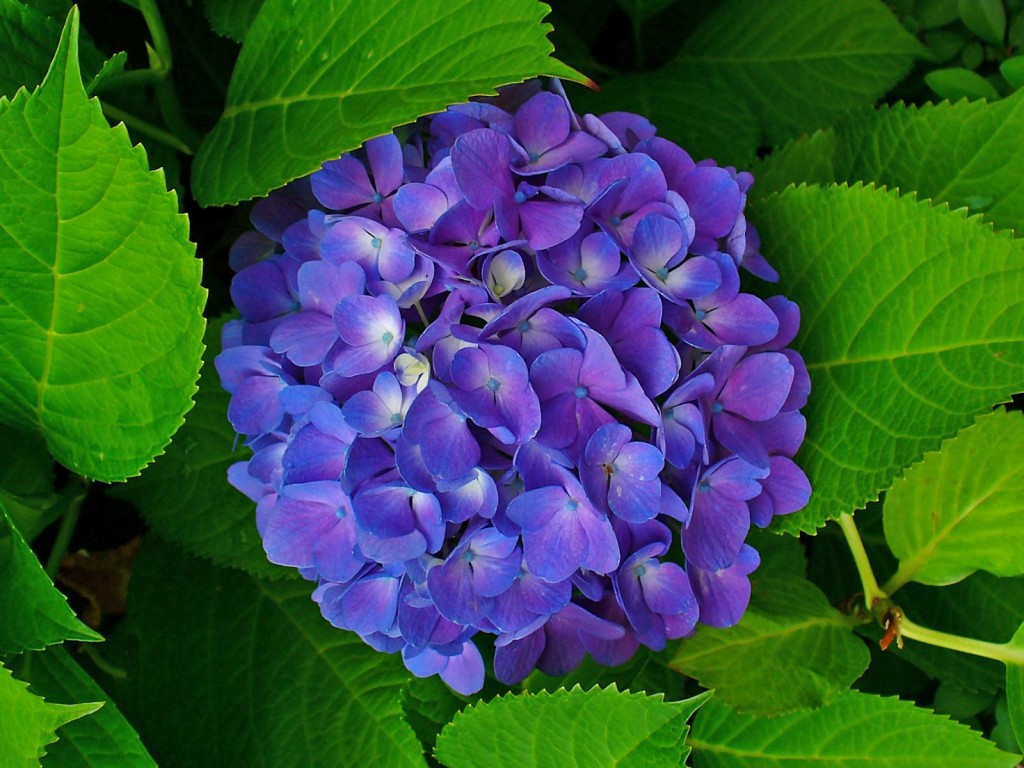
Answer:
1, 0, 1024, 765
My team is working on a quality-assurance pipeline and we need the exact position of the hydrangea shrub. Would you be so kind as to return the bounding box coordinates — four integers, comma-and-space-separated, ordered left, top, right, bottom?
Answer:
2, 1, 1024, 766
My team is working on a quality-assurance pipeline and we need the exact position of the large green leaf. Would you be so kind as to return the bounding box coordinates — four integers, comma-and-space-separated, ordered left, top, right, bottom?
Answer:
0, 501, 100, 654
666, 0, 921, 155
11, 645, 155, 767
192, 0, 585, 206
688, 692, 1020, 768
202, 0, 264, 43
0, 9, 206, 482
0, 1, 106, 100
109, 536, 425, 768
753, 184, 1024, 534
434, 686, 709, 768
883, 409, 1024, 586
756, 91, 1024, 236
0, 426, 62, 542
567, 72, 761, 169
670, 576, 868, 716
892, 573, 1024, 695
110, 316, 283, 580
0, 660, 99, 768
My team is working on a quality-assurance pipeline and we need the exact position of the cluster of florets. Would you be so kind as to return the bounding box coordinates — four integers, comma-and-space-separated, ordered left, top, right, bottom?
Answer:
217, 80, 811, 694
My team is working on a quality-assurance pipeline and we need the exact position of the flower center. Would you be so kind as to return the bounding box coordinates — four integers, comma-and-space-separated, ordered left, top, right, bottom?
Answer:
381, 331, 394, 344
486, 377, 501, 392
694, 309, 707, 321
633, 564, 647, 577
711, 401, 724, 414
462, 550, 475, 563
390, 412, 402, 424
655, 267, 669, 282
698, 480, 711, 492
574, 385, 589, 399
514, 190, 527, 204
610, 215, 622, 226
372, 192, 384, 204
663, 406, 675, 420
370, 236, 382, 250
517, 320, 532, 333
572, 267, 588, 281
566, 499, 579, 511
528, 151, 541, 162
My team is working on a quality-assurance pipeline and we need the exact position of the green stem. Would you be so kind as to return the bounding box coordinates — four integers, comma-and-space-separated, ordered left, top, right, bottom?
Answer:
102, 102, 194, 155
880, 560, 916, 598
836, 513, 887, 610
44, 480, 89, 579
138, 0, 173, 71
414, 301, 430, 327
83, 646, 128, 680
899, 615, 1024, 666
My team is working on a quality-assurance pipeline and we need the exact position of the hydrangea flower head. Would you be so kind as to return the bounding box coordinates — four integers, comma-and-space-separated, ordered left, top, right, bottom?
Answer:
217, 80, 811, 695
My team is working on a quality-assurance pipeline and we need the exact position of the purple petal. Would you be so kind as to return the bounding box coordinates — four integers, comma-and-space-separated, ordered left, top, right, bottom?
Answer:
718, 352, 794, 421
688, 544, 760, 628
451, 128, 514, 209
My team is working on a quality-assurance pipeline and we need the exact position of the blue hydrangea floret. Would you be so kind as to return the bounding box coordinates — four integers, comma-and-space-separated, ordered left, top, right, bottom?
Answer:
217, 80, 811, 694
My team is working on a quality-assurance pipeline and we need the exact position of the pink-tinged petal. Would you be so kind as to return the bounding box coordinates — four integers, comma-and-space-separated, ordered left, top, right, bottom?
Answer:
365, 133, 404, 195
394, 182, 450, 232
231, 260, 295, 322
514, 91, 571, 159
704, 293, 779, 346
437, 641, 485, 695
270, 312, 337, 367
451, 128, 513, 209
312, 154, 374, 210
523, 509, 587, 584
707, 457, 770, 500
580, 507, 620, 574
631, 214, 686, 269
297, 260, 366, 312
765, 456, 812, 516
518, 198, 584, 250
506, 485, 566, 531
714, 411, 770, 470
680, 166, 742, 240
718, 352, 794, 421
643, 561, 697, 617
688, 544, 759, 628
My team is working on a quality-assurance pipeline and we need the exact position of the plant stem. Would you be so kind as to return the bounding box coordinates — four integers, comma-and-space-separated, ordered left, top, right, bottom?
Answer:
102, 103, 194, 155
836, 513, 887, 610
898, 615, 1024, 666
44, 479, 89, 580
880, 560, 916, 598
414, 301, 430, 327
83, 646, 128, 680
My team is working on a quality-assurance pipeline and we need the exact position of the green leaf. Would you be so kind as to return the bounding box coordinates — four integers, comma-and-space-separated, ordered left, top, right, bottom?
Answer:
688, 691, 1020, 768
0, 426, 62, 542
0, 661, 100, 768
757, 89, 1024, 235
0, 1, 111, 100
192, 0, 586, 206
668, 0, 923, 151
10, 645, 155, 767
1006, 622, 1024, 758
0, 0, 62, 99
109, 536, 426, 768
526, 644, 691, 703
1000, 56, 1024, 87
926, 67, 1000, 100
958, 0, 1006, 44
0, 9, 206, 482
0, 501, 100, 654
670, 576, 868, 716
883, 409, 1024, 586
402, 677, 471, 766
567, 72, 761, 168
893, 573, 1024, 694
202, 0, 264, 42
917, 0, 960, 29
616, 0, 674, 26
753, 184, 1024, 534
110, 315, 283, 580
434, 686, 709, 768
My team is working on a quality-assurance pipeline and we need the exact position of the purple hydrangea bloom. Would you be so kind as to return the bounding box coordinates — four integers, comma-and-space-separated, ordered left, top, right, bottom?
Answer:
217, 79, 810, 694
